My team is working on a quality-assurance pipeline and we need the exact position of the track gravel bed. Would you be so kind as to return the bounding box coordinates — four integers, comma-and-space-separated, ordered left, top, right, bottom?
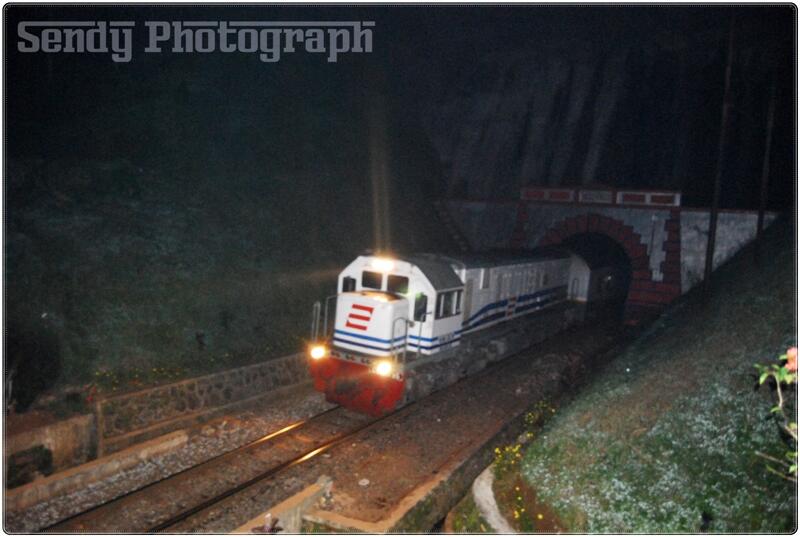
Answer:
43, 406, 369, 533
160, 322, 622, 532
10, 321, 621, 534
5, 385, 333, 533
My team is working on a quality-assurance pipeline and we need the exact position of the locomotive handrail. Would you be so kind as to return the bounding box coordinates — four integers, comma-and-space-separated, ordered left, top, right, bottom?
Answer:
310, 294, 338, 342
322, 294, 337, 338
310, 301, 322, 341
391, 317, 411, 365
411, 311, 433, 359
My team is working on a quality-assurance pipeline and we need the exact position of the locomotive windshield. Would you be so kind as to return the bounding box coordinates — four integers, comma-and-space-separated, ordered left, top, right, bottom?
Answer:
387, 275, 409, 294
342, 276, 356, 292
361, 271, 382, 289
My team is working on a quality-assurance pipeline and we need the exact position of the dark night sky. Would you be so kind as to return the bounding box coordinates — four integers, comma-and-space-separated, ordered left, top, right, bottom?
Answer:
4, 5, 797, 210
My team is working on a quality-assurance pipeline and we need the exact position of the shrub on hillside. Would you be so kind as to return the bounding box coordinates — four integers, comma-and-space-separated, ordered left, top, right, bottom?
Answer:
754, 347, 797, 482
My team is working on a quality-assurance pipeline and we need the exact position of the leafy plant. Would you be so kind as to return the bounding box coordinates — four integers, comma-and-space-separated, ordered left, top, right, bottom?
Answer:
494, 400, 558, 480
493, 443, 523, 480
525, 399, 557, 427
754, 347, 797, 482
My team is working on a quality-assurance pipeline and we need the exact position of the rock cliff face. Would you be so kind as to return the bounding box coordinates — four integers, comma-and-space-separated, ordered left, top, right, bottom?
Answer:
398, 8, 793, 208
4, 6, 793, 397
4, 43, 455, 394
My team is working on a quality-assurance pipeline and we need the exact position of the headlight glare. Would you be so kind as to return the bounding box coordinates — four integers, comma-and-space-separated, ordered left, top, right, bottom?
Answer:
374, 360, 393, 377
309, 345, 328, 360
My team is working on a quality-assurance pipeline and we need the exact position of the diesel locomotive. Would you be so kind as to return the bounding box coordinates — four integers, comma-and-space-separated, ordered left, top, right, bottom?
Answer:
307, 250, 608, 416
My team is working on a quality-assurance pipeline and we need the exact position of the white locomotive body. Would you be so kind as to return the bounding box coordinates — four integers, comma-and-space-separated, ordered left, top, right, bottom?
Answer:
309, 249, 593, 415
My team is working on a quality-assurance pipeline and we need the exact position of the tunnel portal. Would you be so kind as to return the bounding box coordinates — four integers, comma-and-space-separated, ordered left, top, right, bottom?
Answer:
560, 232, 632, 321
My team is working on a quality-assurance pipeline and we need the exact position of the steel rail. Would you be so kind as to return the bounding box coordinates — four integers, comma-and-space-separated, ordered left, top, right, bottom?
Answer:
149, 343, 542, 533
42, 316, 614, 533
148, 411, 383, 532
40, 406, 342, 533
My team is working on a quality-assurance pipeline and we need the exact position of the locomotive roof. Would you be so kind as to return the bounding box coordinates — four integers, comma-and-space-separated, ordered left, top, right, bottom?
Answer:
400, 254, 465, 291
395, 248, 571, 291
436, 248, 571, 270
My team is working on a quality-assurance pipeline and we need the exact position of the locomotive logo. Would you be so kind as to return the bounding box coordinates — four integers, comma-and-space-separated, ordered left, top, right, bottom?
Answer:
345, 304, 374, 331
506, 296, 517, 317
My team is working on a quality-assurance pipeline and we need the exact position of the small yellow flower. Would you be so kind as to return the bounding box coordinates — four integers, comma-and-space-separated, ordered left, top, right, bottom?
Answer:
537, 514, 544, 520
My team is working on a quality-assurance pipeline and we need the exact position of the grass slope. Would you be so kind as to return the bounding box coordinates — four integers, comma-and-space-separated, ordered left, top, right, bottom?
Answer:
6, 58, 456, 396
520, 218, 797, 533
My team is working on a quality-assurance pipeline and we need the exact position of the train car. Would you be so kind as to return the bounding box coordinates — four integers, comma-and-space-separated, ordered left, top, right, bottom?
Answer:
307, 250, 592, 416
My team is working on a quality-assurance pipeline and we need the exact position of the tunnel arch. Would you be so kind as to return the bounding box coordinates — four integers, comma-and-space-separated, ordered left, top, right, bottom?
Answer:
536, 213, 656, 325
560, 232, 633, 320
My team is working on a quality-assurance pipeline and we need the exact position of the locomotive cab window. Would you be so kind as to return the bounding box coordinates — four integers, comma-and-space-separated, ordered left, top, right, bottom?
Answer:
414, 293, 428, 321
435, 290, 461, 319
362, 271, 382, 290
481, 269, 490, 289
435, 294, 443, 319
341, 276, 356, 292
387, 275, 409, 295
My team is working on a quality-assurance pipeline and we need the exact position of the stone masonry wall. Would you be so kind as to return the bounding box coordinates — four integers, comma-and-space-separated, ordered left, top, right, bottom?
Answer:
97, 353, 309, 451
5, 353, 312, 484
445, 200, 778, 324
680, 210, 778, 293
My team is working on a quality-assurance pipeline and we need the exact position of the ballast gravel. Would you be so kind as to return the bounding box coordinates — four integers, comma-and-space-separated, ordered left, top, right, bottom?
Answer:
5, 386, 334, 533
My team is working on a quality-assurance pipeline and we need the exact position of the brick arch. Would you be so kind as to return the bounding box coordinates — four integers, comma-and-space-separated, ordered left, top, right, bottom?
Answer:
538, 212, 651, 275
535, 213, 666, 325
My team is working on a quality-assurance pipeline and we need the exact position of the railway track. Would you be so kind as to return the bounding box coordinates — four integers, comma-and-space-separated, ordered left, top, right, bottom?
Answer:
42, 318, 626, 533
41, 342, 530, 533
42, 406, 375, 533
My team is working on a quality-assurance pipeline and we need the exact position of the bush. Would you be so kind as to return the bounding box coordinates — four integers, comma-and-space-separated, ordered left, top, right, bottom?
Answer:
754, 347, 797, 482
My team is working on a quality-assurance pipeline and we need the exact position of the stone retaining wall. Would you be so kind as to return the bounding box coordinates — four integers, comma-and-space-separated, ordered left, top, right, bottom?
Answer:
5, 353, 312, 488
97, 353, 309, 453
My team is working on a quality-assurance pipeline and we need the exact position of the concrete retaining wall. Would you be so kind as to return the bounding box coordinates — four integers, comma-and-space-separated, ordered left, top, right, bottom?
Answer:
4, 414, 96, 482
5, 430, 187, 513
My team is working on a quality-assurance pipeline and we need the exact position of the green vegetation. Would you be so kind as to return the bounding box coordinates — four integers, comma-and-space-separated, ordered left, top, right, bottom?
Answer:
490, 400, 561, 532
754, 346, 798, 482
448, 490, 495, 533
516, 218, 796, 532
6, 56, 456, 397
493, 473, 564, 533
493, 402, 557, 480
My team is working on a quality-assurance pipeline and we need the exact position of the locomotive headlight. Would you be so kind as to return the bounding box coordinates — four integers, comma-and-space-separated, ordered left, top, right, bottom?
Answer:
309, 344, 328, 360
374, 360, 393, 377
371, 257, 395, 272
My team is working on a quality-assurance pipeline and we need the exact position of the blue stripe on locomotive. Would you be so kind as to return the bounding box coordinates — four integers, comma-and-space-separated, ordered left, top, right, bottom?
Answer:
334, 284, 567, 354
461, 285, 567, 332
